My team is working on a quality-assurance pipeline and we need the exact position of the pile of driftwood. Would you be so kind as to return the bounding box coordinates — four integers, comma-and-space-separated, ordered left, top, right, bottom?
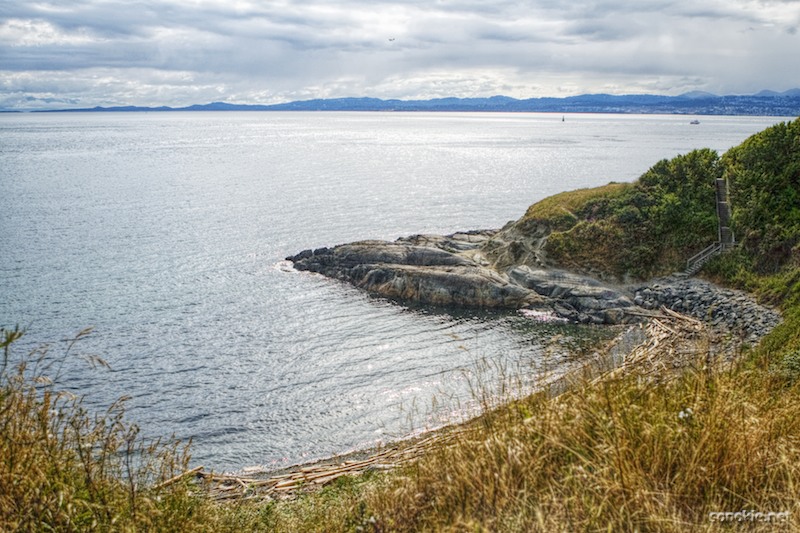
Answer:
158, 429, 466, 501
605, 305, 709, 380
159, 306, 720, 502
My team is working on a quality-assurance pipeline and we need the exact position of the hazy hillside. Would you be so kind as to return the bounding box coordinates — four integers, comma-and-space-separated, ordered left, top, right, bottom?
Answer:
35, 91, 800, 116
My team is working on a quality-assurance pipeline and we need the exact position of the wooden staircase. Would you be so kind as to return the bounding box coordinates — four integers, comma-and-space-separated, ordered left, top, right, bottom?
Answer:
684, 178, 735, 276
685, 242, 723, 276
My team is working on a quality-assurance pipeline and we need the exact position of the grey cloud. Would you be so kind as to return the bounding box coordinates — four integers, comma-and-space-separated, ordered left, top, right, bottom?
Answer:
562, 19, 645, 42
7, 1, 161, 38
1, 0, 799, 109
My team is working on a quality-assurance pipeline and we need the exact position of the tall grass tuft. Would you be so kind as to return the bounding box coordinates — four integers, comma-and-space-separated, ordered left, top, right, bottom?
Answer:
0, 326, 204, 532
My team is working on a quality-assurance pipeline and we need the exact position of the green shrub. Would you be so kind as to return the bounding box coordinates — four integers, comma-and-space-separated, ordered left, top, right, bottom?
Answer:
534, 149, 720, 279
723, 119, 800, 273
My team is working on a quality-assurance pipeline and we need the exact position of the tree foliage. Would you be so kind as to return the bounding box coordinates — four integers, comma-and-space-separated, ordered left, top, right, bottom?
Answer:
723, 118, 800, 273
537, 148, 721, 279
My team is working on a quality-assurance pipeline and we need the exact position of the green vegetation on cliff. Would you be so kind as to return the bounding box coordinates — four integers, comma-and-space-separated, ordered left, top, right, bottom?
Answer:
704, 119, 800, 381
525, 149, 722, 279
723, 119, 800, 273
524, 118, 799, 282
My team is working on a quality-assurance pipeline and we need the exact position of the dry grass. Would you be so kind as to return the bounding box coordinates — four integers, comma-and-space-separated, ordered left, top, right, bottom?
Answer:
256, 320, 800, 532
522, 182, 631, 229
5, 309, 800, 531
364, 361, 800, 531
0, 326, 206, 532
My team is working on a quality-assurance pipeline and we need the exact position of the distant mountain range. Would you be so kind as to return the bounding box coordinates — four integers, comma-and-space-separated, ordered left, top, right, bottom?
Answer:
24, 89, 800, 116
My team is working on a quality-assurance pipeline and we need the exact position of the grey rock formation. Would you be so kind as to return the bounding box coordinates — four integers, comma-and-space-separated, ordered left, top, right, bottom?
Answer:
508, 266, 636, 324
288, 229, 781, 338
288, 233, 539, 309
288, 231, 643, 324
286, 198, 785, 354
480, 219, 549, 270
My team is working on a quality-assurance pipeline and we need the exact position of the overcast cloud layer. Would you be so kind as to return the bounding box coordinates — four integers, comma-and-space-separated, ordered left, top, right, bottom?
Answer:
1, 0, 799, 110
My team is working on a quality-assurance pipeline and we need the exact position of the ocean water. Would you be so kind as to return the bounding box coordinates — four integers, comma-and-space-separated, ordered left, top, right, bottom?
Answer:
0, 111, 788, 471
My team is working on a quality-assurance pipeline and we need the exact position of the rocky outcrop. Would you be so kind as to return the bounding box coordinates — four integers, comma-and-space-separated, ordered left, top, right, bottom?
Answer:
481, 219, 550, 271
288, 228, 783, 337
288, 231, 643, 324
508, 266, 637, 324
288, 232, 540, 309
633, 275, 781, 343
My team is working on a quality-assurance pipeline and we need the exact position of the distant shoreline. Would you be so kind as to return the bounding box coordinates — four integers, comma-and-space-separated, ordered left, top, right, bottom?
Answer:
7, 91, 800, 116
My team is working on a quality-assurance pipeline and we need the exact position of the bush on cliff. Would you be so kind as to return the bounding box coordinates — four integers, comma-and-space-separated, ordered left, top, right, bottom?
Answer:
722, 118, 800, 273
526, 148, 721, 279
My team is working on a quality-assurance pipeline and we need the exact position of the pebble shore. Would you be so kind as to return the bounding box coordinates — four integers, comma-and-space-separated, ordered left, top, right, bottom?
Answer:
633, 275, 782, 344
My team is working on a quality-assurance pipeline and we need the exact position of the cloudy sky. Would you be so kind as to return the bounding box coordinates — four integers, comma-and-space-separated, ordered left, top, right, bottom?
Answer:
1, 0, 799, 110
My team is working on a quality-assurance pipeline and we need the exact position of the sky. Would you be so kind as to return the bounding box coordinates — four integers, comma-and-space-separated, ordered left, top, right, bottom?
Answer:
1, 0, 799, 110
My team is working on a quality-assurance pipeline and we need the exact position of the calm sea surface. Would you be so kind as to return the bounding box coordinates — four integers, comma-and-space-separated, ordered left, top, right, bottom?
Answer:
0, 112, 788, 471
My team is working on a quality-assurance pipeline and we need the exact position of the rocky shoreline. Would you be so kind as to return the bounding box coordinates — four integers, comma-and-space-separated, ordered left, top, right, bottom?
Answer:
231, 231, 785, 501
633, 275, 782, 344
287, 230, 781, 339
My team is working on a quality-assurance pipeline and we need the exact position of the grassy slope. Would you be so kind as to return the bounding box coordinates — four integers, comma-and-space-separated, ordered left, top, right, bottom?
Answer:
3, 119, 800, 531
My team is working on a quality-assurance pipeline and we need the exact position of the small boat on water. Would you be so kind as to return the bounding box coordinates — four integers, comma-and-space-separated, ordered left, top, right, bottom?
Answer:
689, 119, 700, 125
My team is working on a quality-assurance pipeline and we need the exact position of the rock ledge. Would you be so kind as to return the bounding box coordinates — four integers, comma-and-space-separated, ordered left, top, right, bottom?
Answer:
288, 231, 641, 325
